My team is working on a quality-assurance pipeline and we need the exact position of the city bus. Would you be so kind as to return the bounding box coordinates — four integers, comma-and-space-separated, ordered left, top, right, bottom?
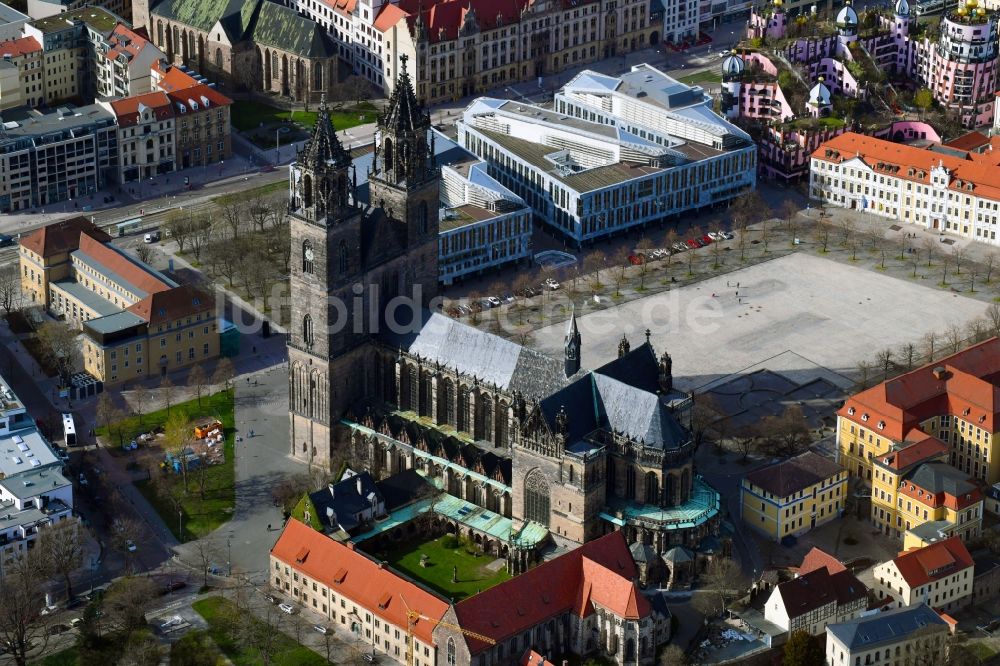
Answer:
915, 0, 946, 15
62, 413, 77, 447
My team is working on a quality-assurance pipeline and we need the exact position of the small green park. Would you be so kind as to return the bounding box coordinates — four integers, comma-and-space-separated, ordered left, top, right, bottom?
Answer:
375, 534, 511, 601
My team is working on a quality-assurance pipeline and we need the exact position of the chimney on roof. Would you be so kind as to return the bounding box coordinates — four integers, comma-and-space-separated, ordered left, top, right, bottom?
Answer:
378, 561, 386, 569
932, 366, 948, 381
357, 476, 363, 496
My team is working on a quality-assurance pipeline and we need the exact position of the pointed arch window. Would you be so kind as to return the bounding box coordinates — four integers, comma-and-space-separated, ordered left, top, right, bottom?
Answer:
384, 137, 394, 173
303, 314, 314, 347
447, 638, 456, 666
524, 469, 550, 527
302, 240, 314, 274
418, 200, 428, 235
338, 240, 348, 274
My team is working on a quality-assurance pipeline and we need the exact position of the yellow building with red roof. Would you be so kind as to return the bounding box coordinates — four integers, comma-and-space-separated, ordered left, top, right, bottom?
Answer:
837, 338, 1000, 486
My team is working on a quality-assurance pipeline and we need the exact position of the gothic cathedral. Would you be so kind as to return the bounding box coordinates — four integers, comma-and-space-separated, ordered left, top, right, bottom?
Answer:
288, 56, 439, 465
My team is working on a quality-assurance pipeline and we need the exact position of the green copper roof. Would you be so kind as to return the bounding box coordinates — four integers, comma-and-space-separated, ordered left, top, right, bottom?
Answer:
249, 1, 335, 58
153, 0, 250, 36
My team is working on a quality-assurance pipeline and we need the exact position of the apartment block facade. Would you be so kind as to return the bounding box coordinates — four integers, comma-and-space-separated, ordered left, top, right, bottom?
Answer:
0, 35, 43, 110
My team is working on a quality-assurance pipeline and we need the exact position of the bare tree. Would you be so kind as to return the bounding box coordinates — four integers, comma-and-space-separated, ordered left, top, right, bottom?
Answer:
109, 516, 143, 575
967, 318, 988, 344
899, 342, 917, 371
923, 331, 938, 362
160, 376, 177, 416
659, 644, 688, 666
36, 321, 80, 384
945, 324, 964, 355
939, 252, 950, 286
188, 365, 208, 407
35, 519, 87, 600
953, 247, 967, 275
813, 217, 831, 253
856, 360, 873, 390
780, 199, 799, 233
190, 539, 220, 590
969, 265, 980, 293
164, 210, 192, 253
735, 215, 750, 261
135, 244, 154, 265
187, 213, 214, 263
986, 303, 1000, 338
212, 357, 235, 392
731, 422, 760, 462
0, 552, 49, 666
131, 385, 151, 426
96, 392, 119, 435
0, 264, 23, 315
759, 405, 812, 457
691, 557, 744, 617
103, 576, 158, 635
985, 253, 996, 284
875, 348, 894, 377
921, 237, 936, 267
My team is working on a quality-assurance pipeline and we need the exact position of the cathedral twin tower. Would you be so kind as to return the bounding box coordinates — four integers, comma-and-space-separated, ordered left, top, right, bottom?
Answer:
287, 57, 440, 464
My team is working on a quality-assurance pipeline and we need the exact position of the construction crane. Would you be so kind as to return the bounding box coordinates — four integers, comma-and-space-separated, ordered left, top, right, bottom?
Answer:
401, 595, 496, 666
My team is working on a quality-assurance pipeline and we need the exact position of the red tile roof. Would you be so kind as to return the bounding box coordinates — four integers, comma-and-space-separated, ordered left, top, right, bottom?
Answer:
813, 132, 1000, 202
109, 91, 174, 126
374, 3, 409, 32
0, 36, 41, 58
942, 131, 990, 152
454, 531, 650, 654
397, 0, 529, 42
76, 233, 172, 297
164, 82, 232, 114
798, 547, 847, 575
271, 519, 449, 644
874, 432, 950, 473
125, 284, 213, 325
105, 24, 154, 64
891, 537, 973, 588
521, 649, 556, 666
20, 217, 111, 258
839, 338, 1000, 441
154, 62, 200, 93
775, 566, 868, 620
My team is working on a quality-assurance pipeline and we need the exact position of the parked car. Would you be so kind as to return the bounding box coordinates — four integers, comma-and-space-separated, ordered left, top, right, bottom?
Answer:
628, 254, 645, 265
264, 594, 279, 604
143, 231, 160, 243
125, 540, 137, 553
543, 278, 561, 290
0, 234, 14, 247
70, 618, 83, 628
671, 242, 687, 253
158, 581, 187, 596
478, 299, 493, 310
486, 296, 502, 308
313, 624, 329, 634
701, 235, 713, 245
685, 239, 700, 249
160, 615, 184, 629
278, 603, 295, 614
361, 655, 376, 664
707, 231, 723, 241
723, 230, 735, 240
65, 597, 86, 610
500, 294, 516, 304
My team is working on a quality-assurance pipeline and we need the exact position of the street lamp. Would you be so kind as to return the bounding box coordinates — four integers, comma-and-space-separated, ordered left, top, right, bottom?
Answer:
275, 128, 281, 164
178, 510, 183, 543
227, 533, 233, 576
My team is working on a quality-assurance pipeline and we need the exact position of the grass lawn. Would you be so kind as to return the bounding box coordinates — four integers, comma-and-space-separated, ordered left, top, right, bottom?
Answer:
193, 597, 327, 666
968, 643, 997, 661
98, 389, 236, 541
678, 69, 721, 85
38, 646, 79, 665
231, 100, 377, 133
377, 535, 510, 601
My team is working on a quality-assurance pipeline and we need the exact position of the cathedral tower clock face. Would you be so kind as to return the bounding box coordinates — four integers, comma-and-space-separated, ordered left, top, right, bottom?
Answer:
304, 246, 315, 261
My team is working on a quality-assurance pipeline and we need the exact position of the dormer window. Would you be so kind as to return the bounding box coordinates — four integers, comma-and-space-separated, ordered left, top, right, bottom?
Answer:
848, 407, 856, 415
861, 413, 869, 422
878, 421, 885, 430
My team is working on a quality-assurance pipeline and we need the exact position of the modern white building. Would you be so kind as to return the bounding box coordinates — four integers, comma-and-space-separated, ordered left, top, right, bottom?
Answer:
0, 1, 29, 41
438, 158, 532, 284
0, 374, 73, 564
825, 604, 949, 666
457, 64, 757, 246
811, 130, 1000, 246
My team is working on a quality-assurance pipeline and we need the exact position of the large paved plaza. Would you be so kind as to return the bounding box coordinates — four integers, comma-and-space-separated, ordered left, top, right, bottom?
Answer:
530, 253, 990, 392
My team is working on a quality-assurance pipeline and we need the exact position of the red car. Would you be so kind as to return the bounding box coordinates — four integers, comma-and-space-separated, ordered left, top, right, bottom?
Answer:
628, 254, 646, 265
701, 235, 713, 245
686, 238, 701, 249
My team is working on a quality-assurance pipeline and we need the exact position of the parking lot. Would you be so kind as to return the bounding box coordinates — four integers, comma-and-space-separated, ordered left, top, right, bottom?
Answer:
528, 252, 991, 392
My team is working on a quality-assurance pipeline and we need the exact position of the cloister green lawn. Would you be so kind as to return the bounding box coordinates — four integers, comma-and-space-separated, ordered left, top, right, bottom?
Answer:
98, 389, 235, 541
193, 597, 327, 666
376, 535, 510, 601
231, 100, 377, 133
